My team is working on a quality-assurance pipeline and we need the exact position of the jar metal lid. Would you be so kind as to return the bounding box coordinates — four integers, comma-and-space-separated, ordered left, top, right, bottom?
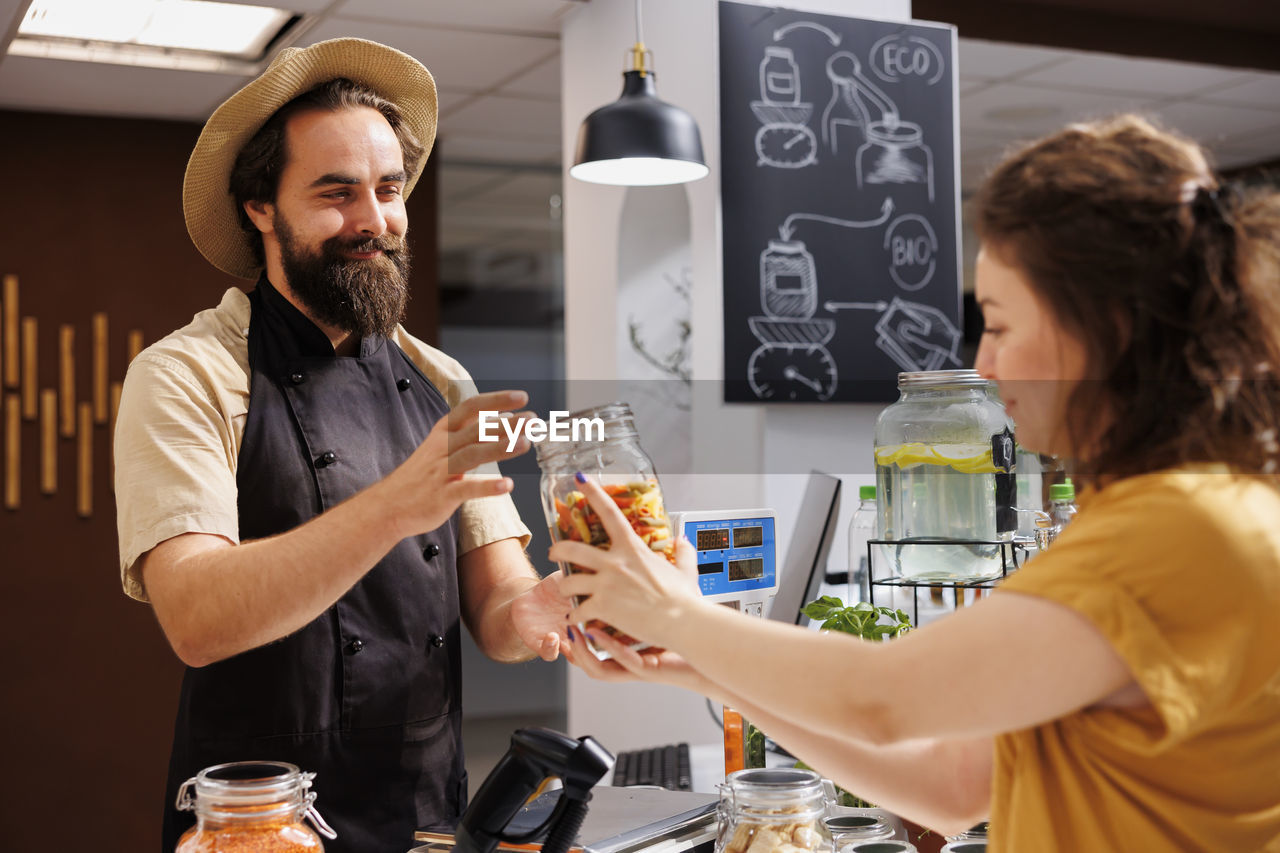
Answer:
897, 369, 987, 389
824, 814, 893, 840
725, 767, 822, 787
825, 816, 886, 831
849, 842, 916, 852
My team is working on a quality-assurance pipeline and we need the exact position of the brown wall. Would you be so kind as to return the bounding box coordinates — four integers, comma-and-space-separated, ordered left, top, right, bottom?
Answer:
913, 0, 1280, 71
0, 108, 438, 851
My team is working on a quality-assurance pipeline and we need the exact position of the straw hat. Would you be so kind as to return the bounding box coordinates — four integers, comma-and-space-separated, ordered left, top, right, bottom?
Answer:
183, 37, 437, 279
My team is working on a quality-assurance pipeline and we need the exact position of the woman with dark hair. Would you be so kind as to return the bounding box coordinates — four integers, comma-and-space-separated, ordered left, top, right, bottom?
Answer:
558, 115, 1280, 851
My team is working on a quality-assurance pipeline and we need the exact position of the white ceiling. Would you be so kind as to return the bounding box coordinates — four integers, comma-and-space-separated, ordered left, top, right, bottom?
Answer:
1, 0, 1278, 261
956, 39, 1280, 192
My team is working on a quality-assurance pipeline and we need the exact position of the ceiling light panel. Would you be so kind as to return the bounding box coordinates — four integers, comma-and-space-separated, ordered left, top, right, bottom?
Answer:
18, 0, 295, 60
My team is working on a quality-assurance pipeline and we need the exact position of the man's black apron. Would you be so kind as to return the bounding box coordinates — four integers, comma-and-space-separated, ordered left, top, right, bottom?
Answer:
161, 280, 466, 853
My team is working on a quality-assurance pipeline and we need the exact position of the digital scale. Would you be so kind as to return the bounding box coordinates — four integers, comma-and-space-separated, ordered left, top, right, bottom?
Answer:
669, 509, 777, 618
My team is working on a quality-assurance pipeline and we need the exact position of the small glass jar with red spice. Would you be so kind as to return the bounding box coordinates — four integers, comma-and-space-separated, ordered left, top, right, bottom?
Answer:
535, 401, 677, 659
174, 761, 336, 852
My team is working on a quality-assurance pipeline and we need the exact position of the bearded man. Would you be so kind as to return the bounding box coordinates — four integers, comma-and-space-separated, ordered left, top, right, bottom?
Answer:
113, 39, 570, 853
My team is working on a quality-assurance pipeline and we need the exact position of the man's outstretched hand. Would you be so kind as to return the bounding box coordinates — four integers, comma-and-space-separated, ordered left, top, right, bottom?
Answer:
510, 571, 574, 661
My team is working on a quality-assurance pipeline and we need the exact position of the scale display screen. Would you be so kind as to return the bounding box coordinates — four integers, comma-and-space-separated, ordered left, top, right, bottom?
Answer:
696, 528, 731, 551
728, 557, 764, 582
677, 511, 775, 602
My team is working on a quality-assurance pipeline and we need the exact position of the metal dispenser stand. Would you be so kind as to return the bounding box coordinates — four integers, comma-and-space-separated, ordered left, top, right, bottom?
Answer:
865, 538, 1031, 626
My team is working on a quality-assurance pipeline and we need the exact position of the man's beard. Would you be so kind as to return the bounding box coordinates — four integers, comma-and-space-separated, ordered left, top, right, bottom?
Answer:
275, 214, 412, 340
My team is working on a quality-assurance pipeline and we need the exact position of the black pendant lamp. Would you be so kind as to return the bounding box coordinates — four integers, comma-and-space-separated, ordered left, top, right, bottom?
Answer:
570, 0, 708, 186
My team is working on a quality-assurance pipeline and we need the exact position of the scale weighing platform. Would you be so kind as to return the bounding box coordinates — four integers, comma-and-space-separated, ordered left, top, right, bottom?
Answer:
669, 510, 777, 618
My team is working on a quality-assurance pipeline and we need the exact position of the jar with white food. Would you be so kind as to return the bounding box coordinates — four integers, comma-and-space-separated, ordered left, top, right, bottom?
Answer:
717, 768, 833, 853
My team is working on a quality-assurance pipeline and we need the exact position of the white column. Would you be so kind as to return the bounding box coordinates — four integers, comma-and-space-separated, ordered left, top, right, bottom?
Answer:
560, 0, 911, 754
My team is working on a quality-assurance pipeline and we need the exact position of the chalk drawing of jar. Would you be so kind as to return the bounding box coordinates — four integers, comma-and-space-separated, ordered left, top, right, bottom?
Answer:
760, 46, 800, 104
760, 239, 817, 319
856, 119, 934, 202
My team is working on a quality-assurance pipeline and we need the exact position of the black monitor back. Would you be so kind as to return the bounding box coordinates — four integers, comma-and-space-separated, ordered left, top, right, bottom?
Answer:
767, 471, 842, 626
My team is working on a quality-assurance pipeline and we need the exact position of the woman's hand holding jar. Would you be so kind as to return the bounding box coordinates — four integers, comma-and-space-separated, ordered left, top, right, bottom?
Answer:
551, 471, 703, 654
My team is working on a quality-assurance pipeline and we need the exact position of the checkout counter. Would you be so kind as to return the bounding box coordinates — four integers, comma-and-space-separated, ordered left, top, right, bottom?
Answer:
408, 481, 916, 853
410, 729, 720, 853
410, 732, 922, 853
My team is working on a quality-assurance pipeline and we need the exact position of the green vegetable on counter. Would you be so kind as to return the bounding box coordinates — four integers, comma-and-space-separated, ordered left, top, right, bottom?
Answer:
801, 596, 912, 641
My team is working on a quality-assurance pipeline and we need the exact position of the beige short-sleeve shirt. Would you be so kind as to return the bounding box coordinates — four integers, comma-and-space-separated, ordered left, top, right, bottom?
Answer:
114, 287, 531, 602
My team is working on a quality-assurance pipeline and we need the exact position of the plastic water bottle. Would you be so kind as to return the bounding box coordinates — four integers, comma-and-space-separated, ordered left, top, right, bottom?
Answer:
1049, 480, 1077, 535
847, 485, 877, 603
1015, 445, 1044, 539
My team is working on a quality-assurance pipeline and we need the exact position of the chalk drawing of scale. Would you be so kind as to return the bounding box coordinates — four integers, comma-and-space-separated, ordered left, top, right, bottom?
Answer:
747, 200, 895, 401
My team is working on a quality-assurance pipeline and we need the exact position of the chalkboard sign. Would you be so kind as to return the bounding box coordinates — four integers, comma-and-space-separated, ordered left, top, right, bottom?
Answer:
719, 2, 960, 403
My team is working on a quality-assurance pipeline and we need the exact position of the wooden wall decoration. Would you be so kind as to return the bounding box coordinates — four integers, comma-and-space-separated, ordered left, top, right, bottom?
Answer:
4, 393, 16, 509
59, 324, 74, 438
22, 317, 37, 418
0, 275, 143, 516
41, 389, 56, 494
77, 401, 93, 517
3, 274, 16, 388
93, 312, 109, 424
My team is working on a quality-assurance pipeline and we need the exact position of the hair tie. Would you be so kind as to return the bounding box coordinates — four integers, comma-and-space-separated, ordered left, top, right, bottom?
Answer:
1192, 185, 1220, 220
1185, 181, 1235, 234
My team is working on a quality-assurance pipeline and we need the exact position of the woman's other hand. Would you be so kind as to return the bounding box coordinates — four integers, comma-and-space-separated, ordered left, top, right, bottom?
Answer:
564, 624, 708, 693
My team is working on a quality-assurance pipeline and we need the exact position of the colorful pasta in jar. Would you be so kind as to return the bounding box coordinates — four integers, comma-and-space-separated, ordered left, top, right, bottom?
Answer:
536, 403, 677, 657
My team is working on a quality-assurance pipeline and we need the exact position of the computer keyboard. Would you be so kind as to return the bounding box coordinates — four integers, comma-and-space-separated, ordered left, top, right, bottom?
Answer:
612, 742, 692, 791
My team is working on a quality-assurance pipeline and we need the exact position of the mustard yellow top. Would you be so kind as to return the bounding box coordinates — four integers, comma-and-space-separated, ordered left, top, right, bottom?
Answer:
991, 466, 1280, 852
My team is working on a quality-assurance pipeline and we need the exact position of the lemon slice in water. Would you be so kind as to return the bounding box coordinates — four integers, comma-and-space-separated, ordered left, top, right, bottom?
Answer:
874, 443, 940, 468
933, 443, 997, 473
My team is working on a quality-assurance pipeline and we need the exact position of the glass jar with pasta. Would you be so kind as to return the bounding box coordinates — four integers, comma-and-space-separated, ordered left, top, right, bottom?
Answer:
535, 402, 677, 659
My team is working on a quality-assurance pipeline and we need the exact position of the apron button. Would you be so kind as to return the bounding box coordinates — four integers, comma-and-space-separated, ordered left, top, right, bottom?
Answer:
318, 451, 337, 467
423, 543, 441, 560
431, 635, 445, 648
346, 639, 364, 655
397, 378, 412, 391
290, 372, 305, 385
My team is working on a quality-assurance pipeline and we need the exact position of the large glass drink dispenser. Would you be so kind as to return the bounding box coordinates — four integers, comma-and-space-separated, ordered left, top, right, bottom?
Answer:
873, 370, 1016, 581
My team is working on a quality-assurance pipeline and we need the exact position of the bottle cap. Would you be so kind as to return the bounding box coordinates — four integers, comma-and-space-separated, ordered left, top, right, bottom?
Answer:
1049, 482, 1075, 502
859, 485, 876, 500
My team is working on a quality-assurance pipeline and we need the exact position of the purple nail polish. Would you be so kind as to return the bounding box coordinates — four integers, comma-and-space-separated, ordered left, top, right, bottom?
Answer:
574, 471, 587, 484
567, 625, 577, 642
